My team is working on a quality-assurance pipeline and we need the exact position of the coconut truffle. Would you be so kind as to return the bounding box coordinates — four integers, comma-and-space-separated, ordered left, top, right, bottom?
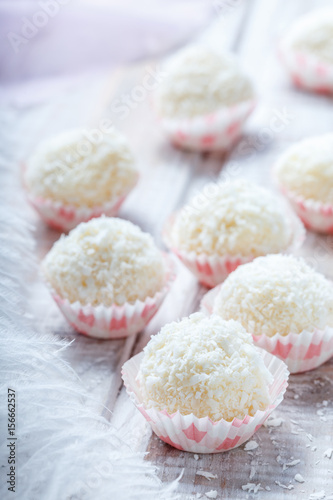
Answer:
170, 180, 293, 257
213, 254, 333, 337
155, 46, 254, 119
25, 128, 137, 208
282, 9, 333, 65
275, 134, 333, 205
42, 217, 166, 306
138, 313, 273, 421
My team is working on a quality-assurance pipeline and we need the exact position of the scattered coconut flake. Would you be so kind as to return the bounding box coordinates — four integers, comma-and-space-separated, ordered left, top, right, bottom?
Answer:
306, 433, 314, 442
197, 471, 218, 481
290, 419, 299, 425
244, 441, 259, 451
324, 448, 333, 459
320, 417, 327, 422
295, 474, 305, 483
312, 446, 317, 452
306, 444, 311, 448
249, 466, 256, 480
275, 481, 294, 490
283, 459, 301, 470
315, 460, 321, 465
322, 401, 328, 406
265, 417, 284, 427
242, 483, 263, 493
309, 491, 325, 500
205, 490, 218, 499
194, 454, 200, 461
317, 409, 325, 416
265, 486, 271, 491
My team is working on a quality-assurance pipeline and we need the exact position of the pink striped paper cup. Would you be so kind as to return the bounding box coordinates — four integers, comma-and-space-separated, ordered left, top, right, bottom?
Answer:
122, 349, 289, 453
44, 253, 176, 340
157, 100, 255, 152
201, 285, 333, 374
276, 185, 333, 234
279, 44, 333, 94
26, 174, 139, 232
163, 210, 305, 288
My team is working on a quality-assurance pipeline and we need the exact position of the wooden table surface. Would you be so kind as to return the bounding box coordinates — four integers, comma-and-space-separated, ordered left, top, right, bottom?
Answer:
15, 0, 333, 498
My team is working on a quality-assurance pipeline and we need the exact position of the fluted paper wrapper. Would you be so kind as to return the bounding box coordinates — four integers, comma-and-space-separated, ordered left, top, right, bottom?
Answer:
45, 253, 176, 339
277, 185, 333, 234
27, 177, 138, 232
158, 100, 255, 152
163, 211, 305, 288
279, 44, 333, 94
122, 350, 289, 453
201, 285, 333, 374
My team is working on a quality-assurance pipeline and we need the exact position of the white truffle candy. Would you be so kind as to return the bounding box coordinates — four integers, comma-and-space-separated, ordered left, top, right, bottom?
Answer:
25, 128, 138, 208
275, 134, 333, 205
138, 313, 273, 421
170, 180, 293, 257
42, 217, 166, 307
283, 9, 333, 65
213, 254, 333, 337
155, 45, 254, 119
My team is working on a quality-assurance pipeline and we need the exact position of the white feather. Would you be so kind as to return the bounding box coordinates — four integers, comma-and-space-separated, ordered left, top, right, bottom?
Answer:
0, 110, 179, 500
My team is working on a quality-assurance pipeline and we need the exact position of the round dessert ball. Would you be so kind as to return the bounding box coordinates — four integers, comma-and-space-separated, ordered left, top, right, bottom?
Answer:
42, 217, 166, 306
138, 313, 273, 421
213, 254, 333, 337
282, 9, 333, 66
25, 128, 138, 208
154, 46, 254, 119
170, 180, 293, 257
275, 134, 333, 205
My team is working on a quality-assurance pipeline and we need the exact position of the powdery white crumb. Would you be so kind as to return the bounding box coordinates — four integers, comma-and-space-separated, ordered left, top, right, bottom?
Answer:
242, 483, 263, 493
194, 454, 200, 461
264, 417, 284, 428
324, 448, 333, 459
283, 459, 300, 470
244, 441, 259, 451
275, 481, 294, 490
196, 471, 218, 480
309, 491, 326, 500
205, 490, 218, 499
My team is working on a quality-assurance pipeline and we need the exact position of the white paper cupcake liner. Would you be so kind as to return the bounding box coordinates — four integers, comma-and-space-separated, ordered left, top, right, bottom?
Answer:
122, 350, 289, 453
157, 100, 255, 152
163, 211, 305, 288
277, 185, 333, 234
279, 44, 333, 94
201, 285, 333, 374
44, 253, 176, 340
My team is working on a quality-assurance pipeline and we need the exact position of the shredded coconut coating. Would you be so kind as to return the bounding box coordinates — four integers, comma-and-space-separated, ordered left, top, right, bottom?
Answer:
275, 134, 333, 205
155, 46, 254, 119
138, 313, 272, 421
213, 255, 333, 337
43, 217, 166, 306
283, 9, 333, 65
170, 180, 292, 257
25, 129, 137, 208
